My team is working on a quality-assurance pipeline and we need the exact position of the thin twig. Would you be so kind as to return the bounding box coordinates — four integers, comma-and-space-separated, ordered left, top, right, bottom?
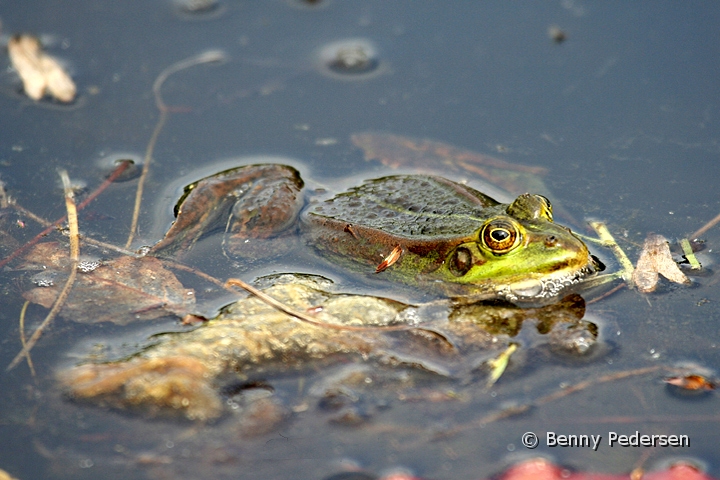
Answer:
0, 180, 9, 209
125, 50, 227, 249
0, 159, 131, 269
586, 282, 627, 305
691, 210, 720, 240
433, 365, 663, 438
18, 301, 36, 378
533, 365, 662, 406
159, 259, 413, 333
10, 202, 140, 259
7, 170, 80, 371
225, 277, 412, 332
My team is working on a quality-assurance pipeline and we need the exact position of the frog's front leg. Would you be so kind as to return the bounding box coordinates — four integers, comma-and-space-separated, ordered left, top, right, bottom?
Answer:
150, 164, 303, 260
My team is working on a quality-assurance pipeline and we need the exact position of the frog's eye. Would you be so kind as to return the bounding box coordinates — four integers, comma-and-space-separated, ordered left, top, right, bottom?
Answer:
535, 195, 553, 221
449, 246, 473, 276
506, 193, 553, 222
481, 218, 521, 254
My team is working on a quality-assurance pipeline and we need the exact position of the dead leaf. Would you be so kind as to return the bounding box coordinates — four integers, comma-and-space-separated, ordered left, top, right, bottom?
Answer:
632, 234, 691, 293
0, 468, 20, 480
21, 242, 194, 324
149, 164, 303, 259
7, 34, 76, 102
664, 374, 715, 391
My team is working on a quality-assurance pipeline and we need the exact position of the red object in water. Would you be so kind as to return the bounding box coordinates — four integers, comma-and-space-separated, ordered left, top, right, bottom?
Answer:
498, 458, 712, 480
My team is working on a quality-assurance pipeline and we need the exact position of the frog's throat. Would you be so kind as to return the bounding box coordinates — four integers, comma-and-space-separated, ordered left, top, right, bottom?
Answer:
497, 263, 596, 302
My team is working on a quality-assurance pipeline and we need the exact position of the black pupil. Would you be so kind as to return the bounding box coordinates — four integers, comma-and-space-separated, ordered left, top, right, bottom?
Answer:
491, 229, 509, 242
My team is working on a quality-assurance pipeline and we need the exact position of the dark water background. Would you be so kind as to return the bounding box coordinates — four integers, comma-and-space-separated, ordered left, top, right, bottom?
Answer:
0, 1, 719, 479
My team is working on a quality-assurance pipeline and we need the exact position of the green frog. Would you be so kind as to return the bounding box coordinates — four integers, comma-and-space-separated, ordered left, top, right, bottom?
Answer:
150, 162, 603, 303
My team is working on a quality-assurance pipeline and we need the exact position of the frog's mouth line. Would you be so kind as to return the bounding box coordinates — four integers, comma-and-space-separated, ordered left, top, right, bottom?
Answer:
536, 265, 595, 299
501, 255, 603, 302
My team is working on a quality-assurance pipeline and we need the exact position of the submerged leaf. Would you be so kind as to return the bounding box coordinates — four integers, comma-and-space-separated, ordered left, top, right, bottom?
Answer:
61, 356, 222, 421
351, 132, 548, 197
21, 242, 194, 324
59, 275, 590, 420
632, 234, 691, 293
8, 34, 76, 102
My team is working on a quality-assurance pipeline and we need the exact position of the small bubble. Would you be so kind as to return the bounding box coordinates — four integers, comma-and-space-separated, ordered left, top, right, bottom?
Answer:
77, 258, 102, 273
286, 0, 330, 8
548, 25, 567, 44
176, 0, 217, 12
56, 177, 87, 195
171, 0, 225, 19
96, 153, 143, 182
32, 270, 59, 287
315, 38, 385, 81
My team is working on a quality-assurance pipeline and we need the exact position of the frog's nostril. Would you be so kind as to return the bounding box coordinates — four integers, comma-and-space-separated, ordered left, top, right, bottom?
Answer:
591, 254, 606, 273
544, 235, 558, 247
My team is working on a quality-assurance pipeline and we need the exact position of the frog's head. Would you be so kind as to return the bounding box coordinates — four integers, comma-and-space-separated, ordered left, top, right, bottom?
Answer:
439, 194, 602, 301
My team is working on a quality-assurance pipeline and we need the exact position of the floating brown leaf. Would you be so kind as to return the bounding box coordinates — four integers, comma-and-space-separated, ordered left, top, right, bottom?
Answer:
7, 34, 76, 102
632, 234, 691, 293
150, 164, 303, 259
21, 242, 194, 324
664, 374, 715, 391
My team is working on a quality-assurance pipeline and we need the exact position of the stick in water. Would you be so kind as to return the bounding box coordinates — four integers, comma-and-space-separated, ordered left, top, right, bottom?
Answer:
7, 170, 80, 371
125, 50, 227, 249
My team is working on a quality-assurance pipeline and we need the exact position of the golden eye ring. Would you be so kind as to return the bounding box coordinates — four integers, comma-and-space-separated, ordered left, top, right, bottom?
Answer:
481, 218, 521, 254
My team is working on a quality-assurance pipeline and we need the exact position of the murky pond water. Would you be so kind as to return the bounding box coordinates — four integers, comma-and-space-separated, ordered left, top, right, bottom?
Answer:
1, 2, 719, 479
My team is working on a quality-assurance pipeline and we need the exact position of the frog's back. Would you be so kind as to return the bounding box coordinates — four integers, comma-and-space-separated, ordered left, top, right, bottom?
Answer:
306, 175, 499, 239
303, 175, 504, 279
